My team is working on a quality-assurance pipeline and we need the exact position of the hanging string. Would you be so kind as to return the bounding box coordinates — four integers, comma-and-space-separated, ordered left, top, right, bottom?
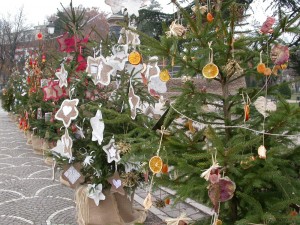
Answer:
208, 41, 214, 63
169, 102, 300, 138
156, 126, 165, 155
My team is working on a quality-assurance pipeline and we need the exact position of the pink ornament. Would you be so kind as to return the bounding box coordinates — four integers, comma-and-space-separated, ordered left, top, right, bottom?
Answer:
271, 44, 289, 65
260, 17, 275, 34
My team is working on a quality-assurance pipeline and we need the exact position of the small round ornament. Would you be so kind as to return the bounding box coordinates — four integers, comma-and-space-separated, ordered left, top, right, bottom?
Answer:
257, 63, 266, 74
263, 67, 272, 76
149, 156, 163, 174
164, 198, 171, 205
161, 163, 169, 174
128, 51, 142, 65
159, 69, 170, 82
202, 63, 219, 79
207, 12, 214, 23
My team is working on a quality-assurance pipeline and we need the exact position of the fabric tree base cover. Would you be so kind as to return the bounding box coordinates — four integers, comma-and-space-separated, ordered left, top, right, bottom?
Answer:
31, 135, 44, 155
75, 185, 147, 225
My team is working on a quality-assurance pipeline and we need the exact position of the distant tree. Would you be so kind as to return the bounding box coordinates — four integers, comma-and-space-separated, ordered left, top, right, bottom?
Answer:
146, 0, 163, 11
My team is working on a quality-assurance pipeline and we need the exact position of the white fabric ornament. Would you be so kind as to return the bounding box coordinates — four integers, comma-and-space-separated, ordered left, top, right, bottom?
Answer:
55, 64, 68, 88
254, 96, 277, 118
128, 81, 140, 120
87, 184, 106, 206
61, 129, 73, 159
107, 44, 129, 71
90, 110, 105, 145
103, 136, 121, 163
258, 145, 267, 159
148, 75, 167, 94
90, 56, 114, 86
55, 99, 79, 128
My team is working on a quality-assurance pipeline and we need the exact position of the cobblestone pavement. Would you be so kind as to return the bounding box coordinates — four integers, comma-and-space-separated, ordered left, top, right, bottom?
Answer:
0, 105, 211, 225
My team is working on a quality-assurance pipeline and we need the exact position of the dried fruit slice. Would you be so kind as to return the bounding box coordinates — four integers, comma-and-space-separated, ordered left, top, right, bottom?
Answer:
149, 156, 163, 174
128, 51, 142, 65
263, 67, 272, 76
257, 63, 266, 74
159, 69, 170, 82
202, 63, 219, 79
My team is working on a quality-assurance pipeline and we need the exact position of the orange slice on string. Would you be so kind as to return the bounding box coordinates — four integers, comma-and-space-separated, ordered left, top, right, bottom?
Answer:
202, 63, 219, 78
263, 67, 272, 76
128, 51, 142, 65
159, 69, 170, 82
149, 156, 163, 174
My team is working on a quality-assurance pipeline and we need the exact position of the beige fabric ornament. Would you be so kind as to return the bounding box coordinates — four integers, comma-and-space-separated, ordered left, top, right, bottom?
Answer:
86, 56, 101, 77
90, 109, 105, 145
55, 64, 68, 88
143, 193, 152, 210
258, 145, 267, 159
129, 82, 140, 120
191, 5, 208, 14
61, 163, 84, 189
254, 96, 277, 118
87, 183, 106, 206
165, 213, 192, 225
107, 171, 125, 195
166, 20, 187, 38
91, 56, 114, 86
61, 129, 73, 159
103, 136, 121, 163
55, 99, 79, 128
223, 59, 243, 78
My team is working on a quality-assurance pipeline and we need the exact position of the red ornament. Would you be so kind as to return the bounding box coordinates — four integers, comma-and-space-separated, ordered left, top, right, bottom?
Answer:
42, 54, 46, 63
37, 32, 43, 40
161, 164, 169, 174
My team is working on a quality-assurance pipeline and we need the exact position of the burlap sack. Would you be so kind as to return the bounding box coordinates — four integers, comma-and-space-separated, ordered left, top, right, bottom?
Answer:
75, 186, 147, 225
31, 136, 43, 154
26, 131, 32, 145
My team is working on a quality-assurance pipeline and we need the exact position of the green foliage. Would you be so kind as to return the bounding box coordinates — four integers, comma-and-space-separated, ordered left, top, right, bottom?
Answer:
278, 81, 292, 99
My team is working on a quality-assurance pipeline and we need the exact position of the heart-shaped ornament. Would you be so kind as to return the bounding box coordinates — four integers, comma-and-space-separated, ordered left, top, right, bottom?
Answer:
63, 106, 72, 116
113, 179, 122, 189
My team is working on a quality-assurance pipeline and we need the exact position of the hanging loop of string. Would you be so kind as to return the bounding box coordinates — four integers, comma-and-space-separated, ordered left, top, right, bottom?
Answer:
208, 41, 214, 63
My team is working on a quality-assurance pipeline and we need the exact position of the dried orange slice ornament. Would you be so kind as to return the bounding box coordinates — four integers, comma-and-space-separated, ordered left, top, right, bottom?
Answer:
263, 67, 272, 76
128, 51, 142, 65
149, 156, 163, 174
159, 69, 170, 82
202, 42, 219, 79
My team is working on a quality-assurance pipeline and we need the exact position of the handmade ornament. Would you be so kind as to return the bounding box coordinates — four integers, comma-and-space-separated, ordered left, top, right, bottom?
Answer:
165, 213, 192, 225
61, 129, 73, 159
263, 67, 272, 76
52, 80, 68, 99
103, 136, 121, 163
86, 56, 101, 77
87, 183, 106, 206
191, 5, 207, 14
271, 44, 289, 65
154, 199, 166, 208
76, 54, 87, 72
258, 145, 267, 159
149, 155, 163, 174
83, 155, 94, 167
125, 27, 140, 46
61, 163, 85, 189
166, 20, 187, 38
125, 63, 144, 80
104, 0, 123, 14
90, 109, 105, 145
201, 154, 221, 182
143, 193, 152, 210
128, 82, 140, 120
223, 59, 243, 77
121, 171, 139, 187
107, 44, 129, 71
240, 156, 256, 169
202, 42, 219, 79
159, 69, 170, 82
128, 51, 142, 65
91, 56, 114, 86
242, 93, 250, 122
260, 17, 275, 34
40, 79, 48, 88
42, 80, 58, 101
254, 96, 277, 117
55, 64, 68, 88
148, 74, 167, 94
107, 171, 125, 195
37, 108, 43, 119
55, 99, 79, 127
207, 12, 214, 22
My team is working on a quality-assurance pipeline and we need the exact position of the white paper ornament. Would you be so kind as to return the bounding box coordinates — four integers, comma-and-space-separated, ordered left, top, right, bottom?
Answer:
61, 129, 73, 159
86, 56, 101, 77
55, 99, 79, 128
107, 44, 129, 71
64, 165, 81, 185
55, 64, 68, 88
87, 184, 106, 206
103, 136, 121, 163
125, 63, 144, 80
254, 96, 277, 117
90, 110, 105, 145
90, 56, 115, 86
83, 155, 94, 167
128, 82, 140, 120
145, 56, 160, 79
125, 25, 140, 46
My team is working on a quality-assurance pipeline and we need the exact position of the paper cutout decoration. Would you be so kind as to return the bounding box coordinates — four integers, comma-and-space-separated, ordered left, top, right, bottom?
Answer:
125, 63, 144, 80
51, 135, 72, 159
86, 56, 101, 77
107, 44, 129, 71
55, 99, 79, 127
83, 155, 94, 167
107, 171, 125, 195
61, 163, 84, 189
128, 82, 140, 120
253, 96, 277, 117
104, 0, 149, 15
145, 56, 160, 79
87, 183, 106, 206
165, 213, 192, 225
271, 44, 289, 65
103, 136, 121, 163
90, 56, 114, 86
55, 64, 68, 88
90, 109, 105, 145
61, 129, 73, 159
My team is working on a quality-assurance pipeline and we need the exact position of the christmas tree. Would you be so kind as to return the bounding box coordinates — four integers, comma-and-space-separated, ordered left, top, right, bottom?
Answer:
130, 0, 300, 224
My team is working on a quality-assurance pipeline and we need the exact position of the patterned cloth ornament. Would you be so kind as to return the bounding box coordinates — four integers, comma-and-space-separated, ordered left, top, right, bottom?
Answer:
271, 44, 289, 65
107, 171, 125, 195
55, 99, 79, 128
87, 183, 106, 206
103, 136, 121, 163
260, 17, 275, 34
55, 64, 68, 88
128, 81, 140, 120
253, 96, 277, 118
61, 163, 85, 189
166, 20, 187, 38
90, 56, 114, 86
90, 109, 105, 145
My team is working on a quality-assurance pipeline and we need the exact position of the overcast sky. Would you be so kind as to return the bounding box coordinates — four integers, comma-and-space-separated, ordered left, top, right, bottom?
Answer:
0, 0, 271, 28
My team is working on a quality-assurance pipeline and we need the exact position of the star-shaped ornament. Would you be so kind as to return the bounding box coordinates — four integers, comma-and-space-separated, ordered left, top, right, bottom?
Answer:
90, 109, 105, 145
107, 171, 125, 195
42, 80, 58, 101
61, 129, 73, 158
107, 44, 129, 71
61, 163, 84, 189
103, 136, 121, 163
52, 80, 68, 99
55, 64, 68, 88
87, 183, 106, 206
55, 99, 79, 127
128, 82, 140, 120
91, 56, 114, 86
86, 56, 101, 77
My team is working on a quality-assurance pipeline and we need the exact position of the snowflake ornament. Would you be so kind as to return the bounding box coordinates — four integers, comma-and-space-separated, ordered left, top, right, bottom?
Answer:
90, 109, 105, 145
55, 99, 79, 127
55, 64, 68, 88
87, 184, 106, 206
83, 155, 94, 167
103, 136, 121, 163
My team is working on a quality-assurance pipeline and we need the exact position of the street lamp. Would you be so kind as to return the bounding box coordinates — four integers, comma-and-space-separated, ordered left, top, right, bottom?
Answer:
47, 21, 55, 35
